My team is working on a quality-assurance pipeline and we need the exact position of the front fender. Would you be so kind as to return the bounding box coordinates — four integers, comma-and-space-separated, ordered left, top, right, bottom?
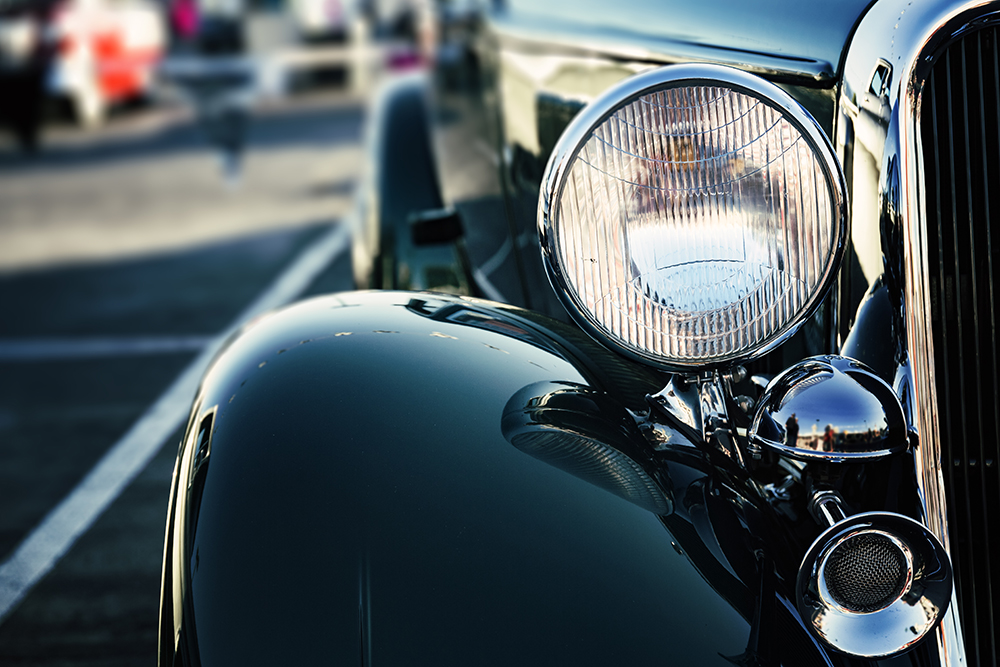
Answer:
160, 291, 838, 666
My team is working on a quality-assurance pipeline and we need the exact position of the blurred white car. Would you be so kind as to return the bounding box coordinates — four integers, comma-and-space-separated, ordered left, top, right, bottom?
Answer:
289, 0, 358, 42
48, 0, 166, 126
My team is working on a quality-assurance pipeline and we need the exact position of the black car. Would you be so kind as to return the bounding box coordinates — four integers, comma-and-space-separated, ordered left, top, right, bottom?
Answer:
158, 0, 997, 664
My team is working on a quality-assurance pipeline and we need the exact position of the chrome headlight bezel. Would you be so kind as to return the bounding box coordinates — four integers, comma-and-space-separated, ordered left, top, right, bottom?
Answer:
538, 63, 849, 371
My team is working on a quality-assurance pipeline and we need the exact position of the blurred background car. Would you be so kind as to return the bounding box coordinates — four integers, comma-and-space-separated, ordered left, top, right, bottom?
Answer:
288, 0, 361, 42
47, 0, 167, 127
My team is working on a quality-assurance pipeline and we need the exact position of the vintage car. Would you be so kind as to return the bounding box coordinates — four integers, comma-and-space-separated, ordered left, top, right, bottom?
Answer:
158, 0, 997, 664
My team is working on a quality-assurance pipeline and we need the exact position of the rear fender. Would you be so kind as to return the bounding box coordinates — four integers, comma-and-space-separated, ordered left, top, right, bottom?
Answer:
352, 74, 471, 294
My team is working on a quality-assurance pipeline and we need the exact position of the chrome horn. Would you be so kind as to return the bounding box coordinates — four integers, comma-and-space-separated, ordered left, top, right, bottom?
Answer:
749, 357, 953, 657
796, 493, 953, 658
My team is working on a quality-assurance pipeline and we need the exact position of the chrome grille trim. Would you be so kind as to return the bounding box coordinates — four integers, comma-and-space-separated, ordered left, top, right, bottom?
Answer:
897, 2, 1000, 664
919, 19, 1000, 666
838, 1, 1000, 664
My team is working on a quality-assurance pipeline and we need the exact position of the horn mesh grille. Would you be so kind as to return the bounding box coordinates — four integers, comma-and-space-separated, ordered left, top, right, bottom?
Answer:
824, 533, 908, 612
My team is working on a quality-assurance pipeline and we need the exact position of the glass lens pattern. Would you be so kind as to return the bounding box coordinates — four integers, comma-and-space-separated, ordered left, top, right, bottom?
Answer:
552, 85, 839, 365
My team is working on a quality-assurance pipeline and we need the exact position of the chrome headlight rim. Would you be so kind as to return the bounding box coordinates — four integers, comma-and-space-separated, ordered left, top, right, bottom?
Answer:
538, 63, 849, 372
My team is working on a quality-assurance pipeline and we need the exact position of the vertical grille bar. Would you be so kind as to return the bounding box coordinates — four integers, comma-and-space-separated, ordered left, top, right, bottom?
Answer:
921, 24, 1000, 667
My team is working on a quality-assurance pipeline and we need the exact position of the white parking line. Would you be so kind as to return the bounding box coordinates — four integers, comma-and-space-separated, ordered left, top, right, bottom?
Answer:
0, 336, 214, 362
473, 236, 511, 303
473, 270, 506, 303
0, 222, 351, 626
479, 235, 512, 278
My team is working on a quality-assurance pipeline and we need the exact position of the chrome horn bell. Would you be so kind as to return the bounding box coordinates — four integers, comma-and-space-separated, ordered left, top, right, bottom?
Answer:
797, 504, 952, 658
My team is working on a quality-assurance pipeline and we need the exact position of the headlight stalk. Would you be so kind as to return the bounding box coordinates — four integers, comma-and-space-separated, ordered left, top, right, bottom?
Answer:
648, 366, 752, 466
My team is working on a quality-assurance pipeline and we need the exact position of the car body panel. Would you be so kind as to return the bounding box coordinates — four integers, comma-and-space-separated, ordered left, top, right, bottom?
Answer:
161, 291, 861, 666
492, 0, 874, 84
352, 73, 471, 294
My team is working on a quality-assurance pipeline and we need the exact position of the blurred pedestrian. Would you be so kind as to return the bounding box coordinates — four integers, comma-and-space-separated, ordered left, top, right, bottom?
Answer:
197, 0, 245, 54
191, 0, 251, 185
198, 88, 249, 185
0, 0, 58, 152
169, 0, 200, 52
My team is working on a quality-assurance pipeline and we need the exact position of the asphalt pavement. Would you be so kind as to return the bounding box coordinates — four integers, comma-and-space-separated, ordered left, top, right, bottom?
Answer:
0, 86, 365, 665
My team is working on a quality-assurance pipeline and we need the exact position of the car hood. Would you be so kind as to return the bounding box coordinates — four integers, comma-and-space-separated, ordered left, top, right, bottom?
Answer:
498, 0, 874, 83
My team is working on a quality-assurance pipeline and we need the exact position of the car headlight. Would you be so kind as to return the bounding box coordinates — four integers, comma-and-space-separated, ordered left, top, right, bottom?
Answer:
538, 64, 847, 370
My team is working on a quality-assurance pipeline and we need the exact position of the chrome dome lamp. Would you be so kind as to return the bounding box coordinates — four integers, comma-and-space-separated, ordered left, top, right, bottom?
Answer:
749, 355, 908, 462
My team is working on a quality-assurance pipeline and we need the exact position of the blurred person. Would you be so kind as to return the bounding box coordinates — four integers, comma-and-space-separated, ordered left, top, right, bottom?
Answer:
191, 0, 251, 185
377, 0, 436, 70
198, 86, 249, 185
169, 0, 200, 51
197, 0, 245, 54
160, 0, 251, 184
289, 0, 353, 43
413, 0, 436, 64
0, 0, 58, 152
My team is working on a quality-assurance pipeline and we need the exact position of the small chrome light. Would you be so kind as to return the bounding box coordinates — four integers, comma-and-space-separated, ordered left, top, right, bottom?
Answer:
797, 512, 952, 658
501, 381, 672, 515
538, 64, 847, 370
749, 355, 909, 462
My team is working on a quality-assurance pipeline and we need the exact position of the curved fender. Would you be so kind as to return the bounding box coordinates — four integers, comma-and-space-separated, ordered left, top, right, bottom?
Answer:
352, 74, 471, 294
160, 291, 840, 666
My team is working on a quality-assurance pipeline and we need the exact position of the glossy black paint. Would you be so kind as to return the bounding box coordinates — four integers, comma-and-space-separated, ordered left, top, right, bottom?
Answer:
352, 75, 471, 294
496, 0, 872, 84
840, 277, 897, 384
160, 291, 894, 666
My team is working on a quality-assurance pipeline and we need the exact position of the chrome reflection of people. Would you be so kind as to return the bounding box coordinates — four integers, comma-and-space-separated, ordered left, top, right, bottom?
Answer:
785, 413, 799, 447
823, 424, 835, 451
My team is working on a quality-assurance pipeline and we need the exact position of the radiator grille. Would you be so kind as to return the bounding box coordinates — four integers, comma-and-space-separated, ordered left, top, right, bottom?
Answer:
921, 23, 1000, 667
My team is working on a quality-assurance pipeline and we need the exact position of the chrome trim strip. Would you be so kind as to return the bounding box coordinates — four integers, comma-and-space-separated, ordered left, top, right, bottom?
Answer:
841, 1, 1000, 664
489, 18, 837, 85
901, 10, 998, 667
899, 0, 1000, 550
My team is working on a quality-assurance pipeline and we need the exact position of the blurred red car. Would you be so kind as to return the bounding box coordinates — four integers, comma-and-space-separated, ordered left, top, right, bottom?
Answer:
47, 0, 167, 126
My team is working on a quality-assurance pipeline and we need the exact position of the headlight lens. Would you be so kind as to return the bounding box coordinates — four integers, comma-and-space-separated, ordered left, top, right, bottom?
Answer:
539, 64, 847, 370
